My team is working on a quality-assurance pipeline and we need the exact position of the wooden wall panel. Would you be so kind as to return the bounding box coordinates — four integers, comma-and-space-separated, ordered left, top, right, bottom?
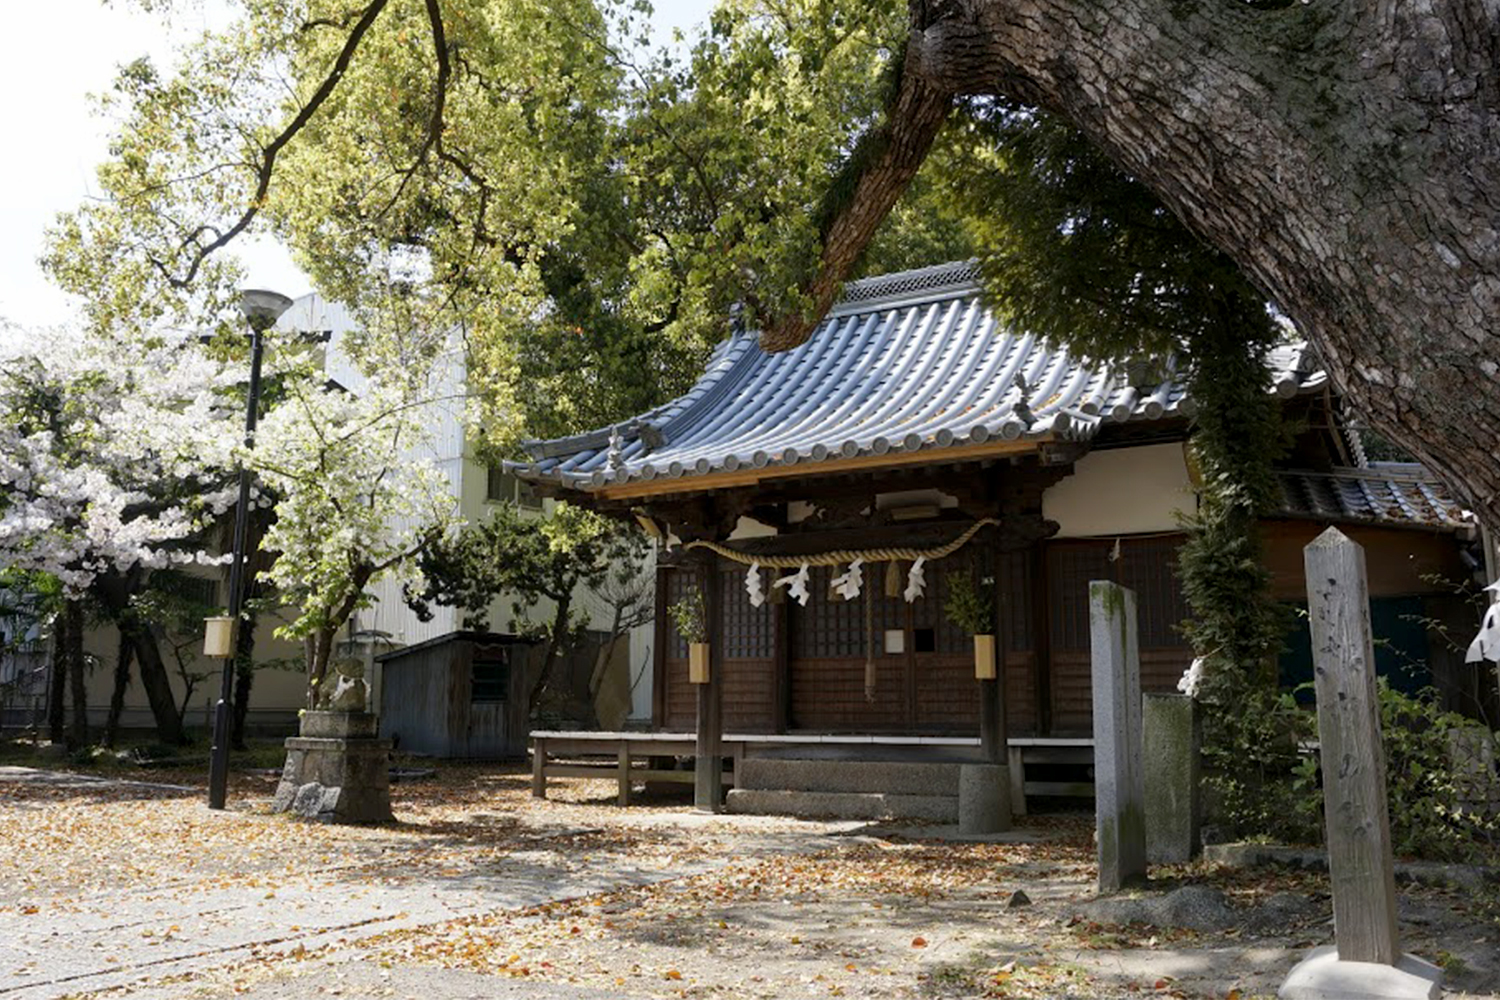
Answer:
913, 654, 979, 729
1004, 651, 1038, 736
790, 656, 908, 731
663, 656, 694, 731
722, 657, 776, 732
1262, 520, 1467, 600
1048, 650, 1094, 736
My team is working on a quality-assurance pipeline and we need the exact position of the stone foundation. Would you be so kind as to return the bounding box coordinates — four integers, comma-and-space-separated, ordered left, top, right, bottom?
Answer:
272, 711, 394, 824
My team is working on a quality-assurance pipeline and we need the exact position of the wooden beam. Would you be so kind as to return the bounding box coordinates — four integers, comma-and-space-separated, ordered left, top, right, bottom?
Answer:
596, 437, 1049, 501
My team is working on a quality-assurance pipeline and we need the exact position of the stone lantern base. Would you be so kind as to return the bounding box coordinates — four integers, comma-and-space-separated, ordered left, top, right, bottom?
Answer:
271, 711, 394, 824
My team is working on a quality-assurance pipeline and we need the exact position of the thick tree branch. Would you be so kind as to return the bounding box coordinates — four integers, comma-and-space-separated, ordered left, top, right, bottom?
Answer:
766, 0, 1500, 527
159, 0, 390, 288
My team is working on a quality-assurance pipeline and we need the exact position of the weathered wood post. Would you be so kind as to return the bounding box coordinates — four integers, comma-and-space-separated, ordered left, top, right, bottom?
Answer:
1279, 528, 1441, 1000
1089, 580, 1146, 892
694, 551, 725, 812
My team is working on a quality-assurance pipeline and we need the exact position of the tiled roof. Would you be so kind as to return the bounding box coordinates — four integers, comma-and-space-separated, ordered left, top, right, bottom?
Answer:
509, 260, 1327, 492
1276, 467, 1471, 530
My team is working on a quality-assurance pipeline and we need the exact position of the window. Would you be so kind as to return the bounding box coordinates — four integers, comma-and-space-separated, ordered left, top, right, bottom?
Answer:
487, 466, 544, 509
471, 646, 511, 703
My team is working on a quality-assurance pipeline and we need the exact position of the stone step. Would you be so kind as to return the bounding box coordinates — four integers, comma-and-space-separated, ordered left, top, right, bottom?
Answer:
736, 757, 962, 795
725, 788, 958, 822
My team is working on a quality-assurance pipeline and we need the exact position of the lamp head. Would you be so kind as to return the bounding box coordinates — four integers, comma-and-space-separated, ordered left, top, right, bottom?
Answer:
240, 289, 293, 331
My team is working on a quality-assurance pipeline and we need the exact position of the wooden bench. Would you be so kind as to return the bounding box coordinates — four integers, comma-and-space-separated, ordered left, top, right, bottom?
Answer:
529, 730, 1096, 811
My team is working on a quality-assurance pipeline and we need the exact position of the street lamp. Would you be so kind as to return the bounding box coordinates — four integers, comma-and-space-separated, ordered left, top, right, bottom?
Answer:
207, 288, 293, 810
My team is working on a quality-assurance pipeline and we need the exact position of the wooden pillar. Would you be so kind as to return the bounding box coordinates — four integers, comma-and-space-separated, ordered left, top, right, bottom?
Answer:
1304, 528, 1400, 965
651, 564, 669, 728
531, 735, 547, 799
772, 599, 790, 734
694, 551, 725, 812
981, 539, 1010, 765
1089, 579, 1146, 893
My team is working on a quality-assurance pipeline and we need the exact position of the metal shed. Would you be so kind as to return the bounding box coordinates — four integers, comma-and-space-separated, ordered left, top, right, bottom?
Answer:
376, 631, 535, 759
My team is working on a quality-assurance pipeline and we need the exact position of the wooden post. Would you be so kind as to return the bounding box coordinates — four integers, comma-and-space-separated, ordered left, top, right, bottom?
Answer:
1089, 580, 1146, 893
985, 543, 1011, 765
1304, 528, 1400, 965
531, 735, 547, 799
694, 551, 725, 812
617, 744, 632, 807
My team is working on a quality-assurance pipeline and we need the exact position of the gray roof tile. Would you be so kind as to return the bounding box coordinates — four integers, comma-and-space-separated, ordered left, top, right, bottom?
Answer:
510, 261, 1328, 492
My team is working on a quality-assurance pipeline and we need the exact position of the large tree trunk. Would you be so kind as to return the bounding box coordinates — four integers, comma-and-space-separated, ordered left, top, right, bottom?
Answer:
103, 631, 134, 749
777, 0, 1500, 524
47, 612, 68, 745
92, 572, 186, 745
65, 600, 88, 746
128, 625, 187, 745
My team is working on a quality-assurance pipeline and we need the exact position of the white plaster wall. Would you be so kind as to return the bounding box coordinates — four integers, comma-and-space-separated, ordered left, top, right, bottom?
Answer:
1043, 442, 1196, 537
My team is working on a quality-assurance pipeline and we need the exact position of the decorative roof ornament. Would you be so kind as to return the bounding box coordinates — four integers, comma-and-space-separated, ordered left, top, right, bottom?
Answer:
831, 559, 865, 601
745, 562, 765, 608
1012, 372, 1035, 428
607, 425, 626, 472
773, 564, 812, 606
903, 556, 927, 603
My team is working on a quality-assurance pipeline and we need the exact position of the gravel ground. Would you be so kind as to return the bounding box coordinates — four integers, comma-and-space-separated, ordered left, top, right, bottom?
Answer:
2, 762, 1496, 1000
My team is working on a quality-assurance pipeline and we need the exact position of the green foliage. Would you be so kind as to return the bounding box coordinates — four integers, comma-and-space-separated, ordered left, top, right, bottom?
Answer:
1201, 681, 1321, 844
1377, 681, 1498, 862
406, 501, 643, 633
667, 587, 707, 645
1204, 677, 1500, 863
942, 574, 994, 636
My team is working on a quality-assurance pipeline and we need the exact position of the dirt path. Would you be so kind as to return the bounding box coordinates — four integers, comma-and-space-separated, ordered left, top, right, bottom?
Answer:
1, 763, 1495, 1000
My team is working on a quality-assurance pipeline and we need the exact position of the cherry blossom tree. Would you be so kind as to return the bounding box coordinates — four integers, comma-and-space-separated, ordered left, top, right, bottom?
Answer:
253, 371, 457, 703
0, 323, 241, 743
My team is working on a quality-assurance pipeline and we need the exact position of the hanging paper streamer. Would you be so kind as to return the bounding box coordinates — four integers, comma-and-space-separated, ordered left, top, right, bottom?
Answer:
773, 563, 812, 606
745, 561, 765, 608
1465, 581, 1500, 662
904, 556, 928, 602
831, 558, 864, 601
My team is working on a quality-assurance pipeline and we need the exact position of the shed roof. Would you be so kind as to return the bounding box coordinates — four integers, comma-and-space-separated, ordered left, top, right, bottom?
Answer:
1275, 467, 1470, 530
508, 260, 1325, 495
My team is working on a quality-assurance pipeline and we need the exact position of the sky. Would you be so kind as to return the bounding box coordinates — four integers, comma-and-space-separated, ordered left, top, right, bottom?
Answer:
0, 0, 712, 330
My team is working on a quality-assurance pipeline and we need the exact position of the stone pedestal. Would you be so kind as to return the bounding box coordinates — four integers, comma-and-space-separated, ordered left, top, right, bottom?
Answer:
1144, 693, 1201, 863
958, 763, 1012, 834
272, 711, 394, 824
1279, 946, 1442, 1000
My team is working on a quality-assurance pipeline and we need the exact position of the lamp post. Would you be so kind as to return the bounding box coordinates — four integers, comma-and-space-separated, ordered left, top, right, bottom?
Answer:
207, 288, 293, 810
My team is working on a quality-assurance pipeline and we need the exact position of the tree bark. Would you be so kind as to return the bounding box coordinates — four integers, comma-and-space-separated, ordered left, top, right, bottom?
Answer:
103, 630, 134, 749
780, 0, 1500, 524
230, 609, 257, 750
64, 600, 87, 746
47, 611, 68, 745
92, 572, 186, 745
528, 593, 572, 718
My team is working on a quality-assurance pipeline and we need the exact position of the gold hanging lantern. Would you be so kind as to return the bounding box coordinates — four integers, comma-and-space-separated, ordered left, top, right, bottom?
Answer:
203, 616, 235, 658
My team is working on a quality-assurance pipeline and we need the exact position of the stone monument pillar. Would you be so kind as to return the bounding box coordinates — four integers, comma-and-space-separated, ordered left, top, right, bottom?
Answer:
1143, 692, 1201, 864
272, 658, 394, 824
1089, 580, 1146, 893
